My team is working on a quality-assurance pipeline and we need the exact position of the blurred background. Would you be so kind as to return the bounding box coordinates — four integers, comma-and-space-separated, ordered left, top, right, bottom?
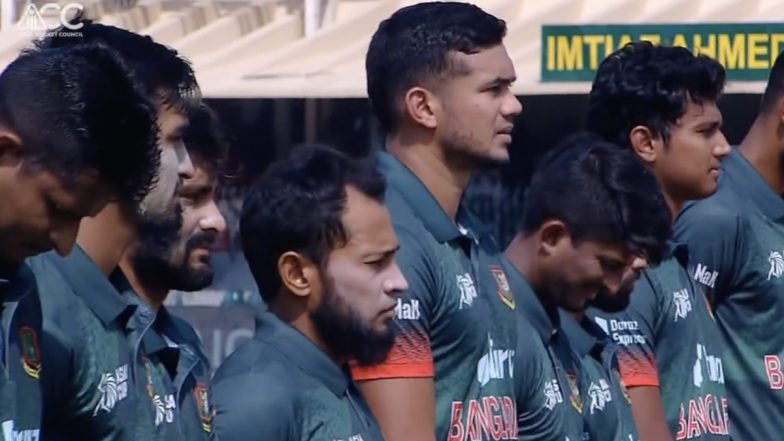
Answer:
1, 0, 782, 367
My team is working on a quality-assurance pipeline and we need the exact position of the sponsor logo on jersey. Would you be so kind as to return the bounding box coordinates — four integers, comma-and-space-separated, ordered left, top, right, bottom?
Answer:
1, 420, 39, 441
476, 334, 514, 386
769, 250, 784, 280
194, 384, 212, 433
566, 372, 583, 413
94, 364, 129, 416
764, 355, 784, 389
675, 395, 729, 439
543, 379, 564, 410
694, 263, 719, 289
334, 435, 364, 441
448, 396, 517, 441
673, 289, 692, 322
456, 273, 478, 309
692, 343, 724, 388
153, 394, 176, 426
19, 326, 41, 379
595, 318, 646, 346
489, 266, 515, 310
588, 379, 612, 415
395, 298, 421, 321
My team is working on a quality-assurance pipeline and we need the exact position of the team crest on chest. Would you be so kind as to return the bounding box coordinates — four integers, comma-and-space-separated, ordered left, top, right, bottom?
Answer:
194, 383, 213, 433
490, 266, 515, 310
566, 372, 583, 413
19, 326, 41, 379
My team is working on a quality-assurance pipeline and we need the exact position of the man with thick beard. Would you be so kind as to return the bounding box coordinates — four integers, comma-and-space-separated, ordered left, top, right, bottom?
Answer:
116, 103, 227, 441
210, 144, 409, 441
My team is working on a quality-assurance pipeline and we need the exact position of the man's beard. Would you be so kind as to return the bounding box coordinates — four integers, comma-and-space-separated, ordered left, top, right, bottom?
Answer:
311, 283, 396, 366
132, 207, 218, 292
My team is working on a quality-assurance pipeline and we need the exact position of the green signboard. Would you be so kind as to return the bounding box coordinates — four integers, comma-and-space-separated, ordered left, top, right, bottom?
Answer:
541, 23, 784, 81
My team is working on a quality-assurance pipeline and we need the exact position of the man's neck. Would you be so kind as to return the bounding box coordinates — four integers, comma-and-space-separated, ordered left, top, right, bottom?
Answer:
386, 132, 473, 220
270, 301, 346, 366
118, 252, 168, 312
504, 234, 558, 313
662, 192, 683, 223
739, 115, 784, 194
76, 203, 135, 276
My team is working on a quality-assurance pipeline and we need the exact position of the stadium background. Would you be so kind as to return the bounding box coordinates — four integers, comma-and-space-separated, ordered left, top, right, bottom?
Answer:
0, 0, 778, 367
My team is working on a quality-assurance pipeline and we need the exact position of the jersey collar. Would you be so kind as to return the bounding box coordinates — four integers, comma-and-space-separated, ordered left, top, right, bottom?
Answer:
378, 152, 463, 243
255, 311, 350, 397
505, 260, 559, 343
46, 245, 135, 327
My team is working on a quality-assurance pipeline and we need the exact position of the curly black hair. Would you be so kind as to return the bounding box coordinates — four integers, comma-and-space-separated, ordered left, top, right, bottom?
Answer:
587, 41, 725, 148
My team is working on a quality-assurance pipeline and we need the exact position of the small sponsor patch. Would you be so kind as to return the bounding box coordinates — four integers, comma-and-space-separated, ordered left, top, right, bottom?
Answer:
19, 326, 41, 379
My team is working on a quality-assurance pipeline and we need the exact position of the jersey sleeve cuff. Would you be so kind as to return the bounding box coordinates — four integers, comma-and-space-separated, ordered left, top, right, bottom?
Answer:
350, 362, 434, 380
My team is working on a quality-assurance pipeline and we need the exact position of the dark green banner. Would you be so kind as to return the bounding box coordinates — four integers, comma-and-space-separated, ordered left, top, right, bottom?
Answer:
542, 23, 784, 81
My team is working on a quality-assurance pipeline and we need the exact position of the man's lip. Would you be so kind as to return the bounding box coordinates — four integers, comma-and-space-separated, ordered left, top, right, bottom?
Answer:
497, 126, 514, 134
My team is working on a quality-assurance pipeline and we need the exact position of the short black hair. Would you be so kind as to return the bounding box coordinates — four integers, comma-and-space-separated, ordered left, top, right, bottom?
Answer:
0, 44, 159, 203
240, 144, 386, 302
587, 41, 725, 149
35, 19, 198, 109
521, 132, 671, 265
366, 1, 506, 133
184, 103, 227, 172
762, 50, 784, 112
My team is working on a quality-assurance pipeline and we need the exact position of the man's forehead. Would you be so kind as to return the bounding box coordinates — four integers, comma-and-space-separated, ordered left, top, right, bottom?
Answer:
680, 98, 722, 124
449, 45, 515, 78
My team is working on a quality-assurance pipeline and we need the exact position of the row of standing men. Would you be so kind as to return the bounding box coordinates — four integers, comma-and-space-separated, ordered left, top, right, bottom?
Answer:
1, 2, 783, 441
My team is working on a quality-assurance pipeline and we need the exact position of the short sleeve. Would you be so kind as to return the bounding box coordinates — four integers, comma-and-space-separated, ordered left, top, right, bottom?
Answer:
590, 272, 661, 388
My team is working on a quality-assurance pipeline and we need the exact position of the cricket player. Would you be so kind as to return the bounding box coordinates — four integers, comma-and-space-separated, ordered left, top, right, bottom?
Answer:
0, 43, 159, 441
211, 144, 408, 441
587, 41, 731, 441
30, 21, 199, 441
350, 3, 523, 441
674, 50, 784, 441
116, 103, 227, 441
504, 132, 670, 441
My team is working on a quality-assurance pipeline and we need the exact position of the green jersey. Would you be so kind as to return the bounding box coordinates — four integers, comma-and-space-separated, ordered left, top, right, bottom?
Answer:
588, 244, 729, 440
211, 311, 386, 441
30, 246, 160, 441
114, 273, 213, 441
504, 263, 584, 441
351, 152, 519, 441
560, 311, 638, 441
675, 147, 784, 441
1, 265, 42, 441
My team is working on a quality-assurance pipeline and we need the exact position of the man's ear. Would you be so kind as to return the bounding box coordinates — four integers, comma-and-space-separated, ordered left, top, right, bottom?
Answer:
538, 220, 570, 257
0, 129, 23, 168
278, 251, 318, 298
404, 86, 440, 130
629, 125, 660, 165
